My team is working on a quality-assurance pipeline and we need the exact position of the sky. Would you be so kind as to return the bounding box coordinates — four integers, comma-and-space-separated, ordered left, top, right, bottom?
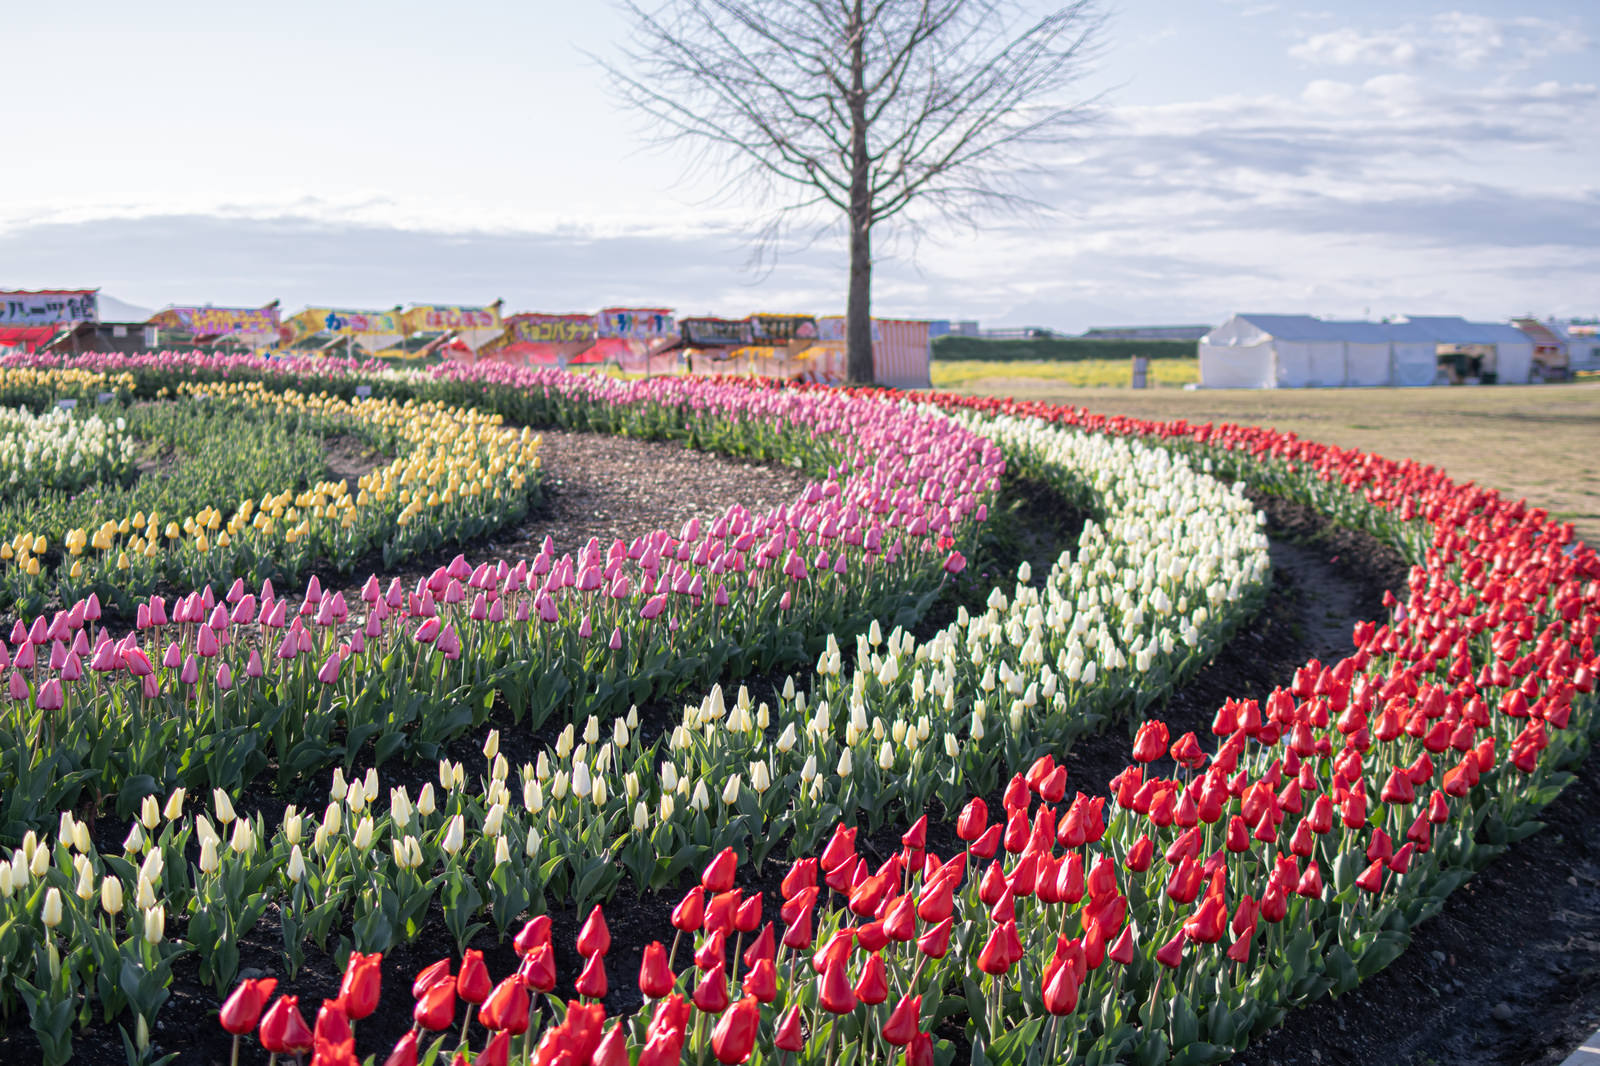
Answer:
3, 0, 1595, 331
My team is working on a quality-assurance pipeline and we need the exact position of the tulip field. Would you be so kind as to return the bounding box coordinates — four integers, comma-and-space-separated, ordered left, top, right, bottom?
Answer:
0, 350, 1593, 1066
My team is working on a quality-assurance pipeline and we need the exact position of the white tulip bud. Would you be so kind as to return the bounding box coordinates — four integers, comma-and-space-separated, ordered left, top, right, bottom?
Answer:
101, 876, 123, 917
143, 904, 164, 944
721, 776, 741, 805
483, 729, 500, 760
352, 818, 374, 851
213, 789, 237, 825
441, 815, 465, 856
41, 887, 64, 927
417, 784, 436, 816
140, 796, 161, 830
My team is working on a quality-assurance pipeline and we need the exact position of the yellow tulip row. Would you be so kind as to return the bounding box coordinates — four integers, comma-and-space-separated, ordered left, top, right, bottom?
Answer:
2, 376, 541, 581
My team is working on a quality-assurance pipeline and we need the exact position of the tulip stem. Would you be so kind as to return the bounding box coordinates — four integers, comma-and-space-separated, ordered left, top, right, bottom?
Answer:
230, 1035, 240, 1066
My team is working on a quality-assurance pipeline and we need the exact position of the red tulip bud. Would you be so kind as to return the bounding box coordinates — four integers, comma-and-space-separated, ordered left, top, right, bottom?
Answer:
575, 906, 612, 959
882, 994, 922, 1046
456, 949, 492, 1004
259, 996, 314, 1054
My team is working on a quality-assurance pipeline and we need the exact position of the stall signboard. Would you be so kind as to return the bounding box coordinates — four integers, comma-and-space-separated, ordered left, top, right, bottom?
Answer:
1, 289, 98, 325
503, 314, 597, 344
749, 314, 818, 343
598, 307, 675, 340
680, 317, 750, 347
403, 305, 501, 334
148, 306, 279, 337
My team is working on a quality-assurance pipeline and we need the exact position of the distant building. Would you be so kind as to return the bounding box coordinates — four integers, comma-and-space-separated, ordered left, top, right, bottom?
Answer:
1199, 313, 1536, 389
1544, 319, 1600, 374
1082, 325, 1211, 341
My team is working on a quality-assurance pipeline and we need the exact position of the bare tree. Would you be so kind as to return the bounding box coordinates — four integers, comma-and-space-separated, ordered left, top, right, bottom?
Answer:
602, 0, 1105, 383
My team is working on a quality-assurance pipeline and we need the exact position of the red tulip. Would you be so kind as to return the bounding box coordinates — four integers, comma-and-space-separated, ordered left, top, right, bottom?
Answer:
1108, 925, 1136, 965
742, 923, 775, 968
1155, 929, 1186, 968
519, 943, 556, 992
575, 951, 608, 999
820, 824, 858, 872
917, 875, 955, 922
314, 998, 352, 1047
640, 941, 675, 999
818, 957, 858, 1014
219, 977, 277, 1035
578, 905, 612, 957
955, 798, 988, 841
918, 916, 953, 959
514, 914, 552, 955
1043, 964, 1080, 1015
854, 952, 889, 1006
781, 857, 818, 898
882, 994, 922, 1045
711, 996, 761, 1064
693, 962, 730, 1014
479, 975, 531, 1034
411, 959, 452, 998
672, 887, 706, 933
969, 824, 1002, 859
734, 892, 763, 933
456, 949, 492, 1004
259, 996, 314, 1054
742, 957, 778, 1003
703, 847, 739, 892
1133, 720, 1170, 762
695, 929, 727, 971
413, 981, 457, 1031
338, 951, 382, 1020
906, 1031, 935, 1066
977, 923, 1016, 976
774, 1005, 806, 1051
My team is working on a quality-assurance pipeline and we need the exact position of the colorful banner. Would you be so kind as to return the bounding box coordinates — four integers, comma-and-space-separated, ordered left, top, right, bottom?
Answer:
148, 306, 279, 337
598, 307, 675, 340
279, 309, 403, 347
1, 289, 97, 325
403, 305, 501, 333
503, 314, 596, 344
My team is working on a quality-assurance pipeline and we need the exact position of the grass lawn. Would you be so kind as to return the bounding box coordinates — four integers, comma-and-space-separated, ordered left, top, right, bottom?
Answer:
944, 377, 1600, 548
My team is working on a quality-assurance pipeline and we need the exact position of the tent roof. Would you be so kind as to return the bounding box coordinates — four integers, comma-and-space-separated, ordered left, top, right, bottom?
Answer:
1229, 314, 1354, 341
1392, 316, 1531, 344
1215, 313, 1533, 346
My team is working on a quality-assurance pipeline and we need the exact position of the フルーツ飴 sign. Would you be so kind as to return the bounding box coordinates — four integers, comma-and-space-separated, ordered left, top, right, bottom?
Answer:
1, 289, 98, 325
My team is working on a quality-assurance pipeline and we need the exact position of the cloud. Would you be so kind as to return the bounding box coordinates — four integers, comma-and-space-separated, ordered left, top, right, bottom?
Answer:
1290, 12, 1590, 70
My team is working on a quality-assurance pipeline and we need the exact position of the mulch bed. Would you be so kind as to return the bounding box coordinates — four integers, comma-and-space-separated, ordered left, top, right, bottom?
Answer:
6, 437, 1597, 1066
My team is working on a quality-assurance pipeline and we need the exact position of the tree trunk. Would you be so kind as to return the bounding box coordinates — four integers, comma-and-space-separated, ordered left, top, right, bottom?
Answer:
845, 0, 875, 386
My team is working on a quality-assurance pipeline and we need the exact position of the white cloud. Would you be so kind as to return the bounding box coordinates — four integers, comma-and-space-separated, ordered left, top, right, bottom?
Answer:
1290, 12, 1590, 70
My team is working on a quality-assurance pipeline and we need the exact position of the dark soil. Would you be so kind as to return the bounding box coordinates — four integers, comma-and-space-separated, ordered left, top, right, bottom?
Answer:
8, 455, 1599, 1066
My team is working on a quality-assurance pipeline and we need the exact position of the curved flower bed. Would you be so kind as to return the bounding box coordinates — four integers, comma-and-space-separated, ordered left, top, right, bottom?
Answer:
0, 357, 1593, 1066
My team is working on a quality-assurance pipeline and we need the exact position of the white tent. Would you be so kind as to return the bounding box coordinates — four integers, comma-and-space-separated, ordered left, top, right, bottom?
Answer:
1199, 314, 1344, 388
1200, 313, 1538, 389
1396, 316, 1534, 384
